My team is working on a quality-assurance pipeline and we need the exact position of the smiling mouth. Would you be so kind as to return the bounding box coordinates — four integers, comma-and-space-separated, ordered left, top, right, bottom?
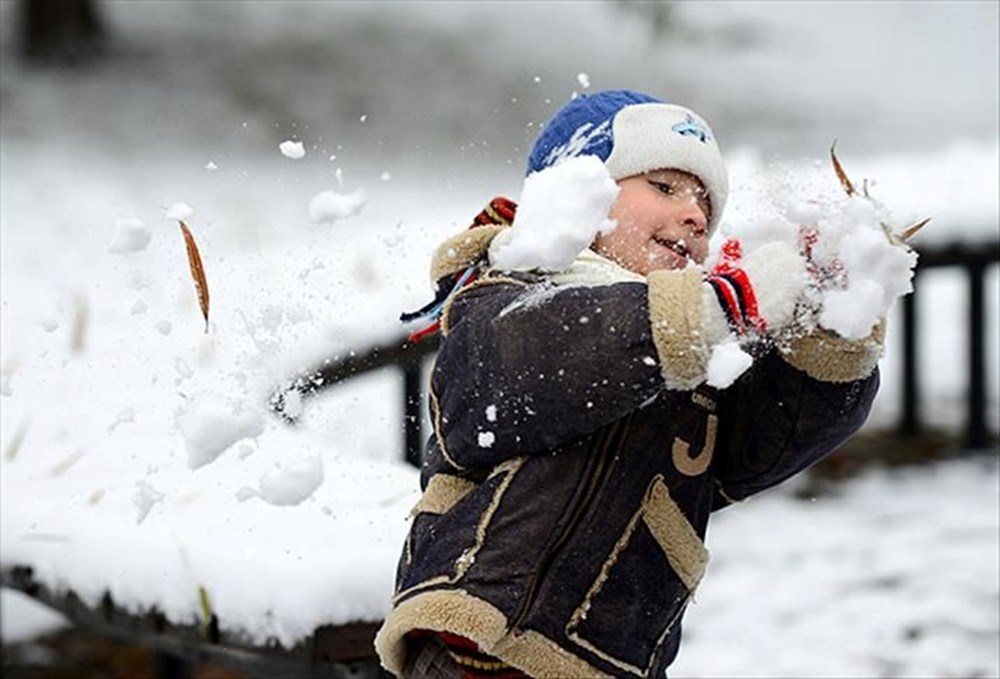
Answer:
653, 237, 689, 259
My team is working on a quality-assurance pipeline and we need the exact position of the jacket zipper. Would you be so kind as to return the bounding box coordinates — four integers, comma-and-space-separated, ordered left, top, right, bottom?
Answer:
511, 416, 629, 633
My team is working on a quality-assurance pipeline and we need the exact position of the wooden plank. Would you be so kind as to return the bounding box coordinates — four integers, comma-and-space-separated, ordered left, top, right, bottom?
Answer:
2, 566, 382, 678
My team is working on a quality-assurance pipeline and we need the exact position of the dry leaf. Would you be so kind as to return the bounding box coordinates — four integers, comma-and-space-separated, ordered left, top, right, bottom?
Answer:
179, 221, 210, 333
830, 141, 855, 196
831, 142, 931, 245
900, 217, 931, 243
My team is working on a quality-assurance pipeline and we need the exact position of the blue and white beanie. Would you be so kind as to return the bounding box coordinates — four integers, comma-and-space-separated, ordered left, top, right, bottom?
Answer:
527, 89, 728, 233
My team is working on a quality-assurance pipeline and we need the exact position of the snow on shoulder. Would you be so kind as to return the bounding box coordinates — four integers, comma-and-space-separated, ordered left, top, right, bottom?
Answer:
489, 155, 619, 271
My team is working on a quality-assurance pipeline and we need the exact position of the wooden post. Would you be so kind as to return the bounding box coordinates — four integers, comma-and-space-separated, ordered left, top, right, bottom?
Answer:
967, 261, 987, 450
900, 271, 920, 436
403, 361, 424, 468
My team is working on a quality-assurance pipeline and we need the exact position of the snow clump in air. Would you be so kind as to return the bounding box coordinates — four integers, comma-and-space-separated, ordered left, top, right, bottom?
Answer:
279, 140, 306, 160
258, 456, 324, 506
490, 155, 619, 271
165, 202, 194, 221
308, 189, 368, 224
108, 218, 152, 255
176, 395, 265, 470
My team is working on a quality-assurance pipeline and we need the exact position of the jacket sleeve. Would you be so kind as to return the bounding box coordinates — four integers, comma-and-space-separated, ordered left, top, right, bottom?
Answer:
427, 273, 665, 473
711, 324, 884, 507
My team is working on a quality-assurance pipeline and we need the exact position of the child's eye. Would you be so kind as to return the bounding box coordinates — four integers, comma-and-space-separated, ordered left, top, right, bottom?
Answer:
650, 180, 674, 195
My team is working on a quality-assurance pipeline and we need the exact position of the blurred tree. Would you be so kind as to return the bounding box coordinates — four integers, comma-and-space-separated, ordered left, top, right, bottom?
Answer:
19, 0, 106, 64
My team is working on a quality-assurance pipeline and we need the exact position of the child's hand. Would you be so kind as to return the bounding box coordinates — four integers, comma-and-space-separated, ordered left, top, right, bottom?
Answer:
706, 238, 808, 336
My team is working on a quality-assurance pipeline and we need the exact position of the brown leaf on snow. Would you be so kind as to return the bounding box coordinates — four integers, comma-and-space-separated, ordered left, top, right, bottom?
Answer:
179, 221, 210, 333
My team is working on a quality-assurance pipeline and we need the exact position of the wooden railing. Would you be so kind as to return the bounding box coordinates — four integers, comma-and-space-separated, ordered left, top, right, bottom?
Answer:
898, 242, 999, 449
273, 240, 1000, 463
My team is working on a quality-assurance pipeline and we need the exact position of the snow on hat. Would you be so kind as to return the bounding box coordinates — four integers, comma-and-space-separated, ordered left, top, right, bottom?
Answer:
527, 89, 728, 233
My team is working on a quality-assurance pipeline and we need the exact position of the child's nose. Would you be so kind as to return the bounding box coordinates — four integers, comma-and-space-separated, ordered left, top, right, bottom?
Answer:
678, 199, 708, 232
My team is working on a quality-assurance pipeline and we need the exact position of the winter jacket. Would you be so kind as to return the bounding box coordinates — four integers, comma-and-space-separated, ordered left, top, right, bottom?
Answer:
375, 203, 882, 678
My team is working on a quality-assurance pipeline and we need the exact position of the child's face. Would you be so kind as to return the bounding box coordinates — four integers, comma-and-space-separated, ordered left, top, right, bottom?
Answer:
594, 169, 710, 275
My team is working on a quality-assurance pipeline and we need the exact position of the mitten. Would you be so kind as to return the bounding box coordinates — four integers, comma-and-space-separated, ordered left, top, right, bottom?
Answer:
705, 238, 808, 337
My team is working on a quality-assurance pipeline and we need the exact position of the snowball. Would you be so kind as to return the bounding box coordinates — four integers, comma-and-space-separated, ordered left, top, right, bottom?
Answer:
279, 140, 306, 159
308, 189, 368, 224
177, 396, 265, 470
259, 456, 323, 506
820, 282, 885, 340
729, 175, 918, 342
478, 432, 495, 448
707, 340, 754, 388
108, 218, 152, 255
490, 156, 620, 271
165, 203, 194, 221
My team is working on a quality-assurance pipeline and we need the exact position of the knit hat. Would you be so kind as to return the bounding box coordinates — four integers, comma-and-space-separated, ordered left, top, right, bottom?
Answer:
527, 89, 728, 233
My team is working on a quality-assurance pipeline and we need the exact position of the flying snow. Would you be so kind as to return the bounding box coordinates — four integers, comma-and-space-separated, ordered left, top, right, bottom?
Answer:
279, 140, 306, 159
165, 202, 194, 221
108, 218, 152, 255
258, 456, 324, 506
489, 155, 619, 271
308, 189, 369, 224
176, 395, 266, 470
781, 192, 918, 340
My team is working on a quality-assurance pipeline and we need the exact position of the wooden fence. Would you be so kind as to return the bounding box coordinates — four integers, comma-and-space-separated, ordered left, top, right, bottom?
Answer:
274, 239, 1000, 463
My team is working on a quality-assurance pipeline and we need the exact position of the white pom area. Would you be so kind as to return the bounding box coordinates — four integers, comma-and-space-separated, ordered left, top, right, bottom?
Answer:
489, 155, 619, 271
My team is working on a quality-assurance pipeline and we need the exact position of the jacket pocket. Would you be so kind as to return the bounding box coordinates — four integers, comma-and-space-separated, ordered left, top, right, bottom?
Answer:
396, 459, 525, 601
565, 475, 709, 676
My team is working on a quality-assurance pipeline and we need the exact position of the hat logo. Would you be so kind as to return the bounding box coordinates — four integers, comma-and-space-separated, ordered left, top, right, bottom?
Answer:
672, 115, 711, 143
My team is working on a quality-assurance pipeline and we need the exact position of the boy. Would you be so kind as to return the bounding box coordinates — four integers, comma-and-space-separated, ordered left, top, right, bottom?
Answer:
376, 90, 886, 678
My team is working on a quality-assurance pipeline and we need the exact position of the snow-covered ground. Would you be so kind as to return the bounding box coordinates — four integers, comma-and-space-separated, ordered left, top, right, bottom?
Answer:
1, 2, 998, 677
